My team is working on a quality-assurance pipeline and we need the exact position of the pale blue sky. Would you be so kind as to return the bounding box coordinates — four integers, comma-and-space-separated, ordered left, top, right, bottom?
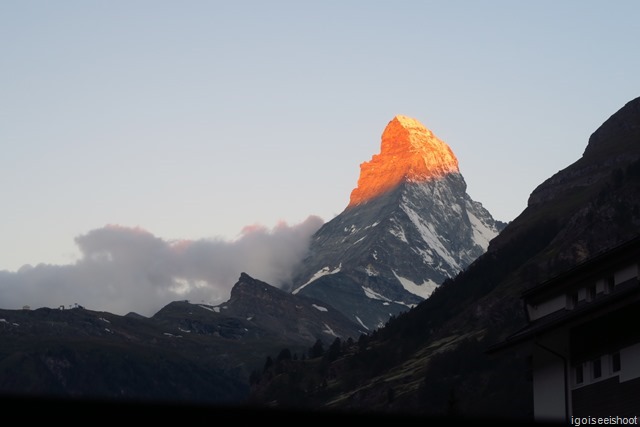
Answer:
2, 1, 639, 272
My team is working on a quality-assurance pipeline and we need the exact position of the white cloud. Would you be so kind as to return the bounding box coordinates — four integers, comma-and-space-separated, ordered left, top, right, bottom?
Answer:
0, 216, 323, 316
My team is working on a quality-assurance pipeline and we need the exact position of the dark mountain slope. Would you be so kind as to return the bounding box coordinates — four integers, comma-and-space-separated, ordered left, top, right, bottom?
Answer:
0, 273, 362, 404
153, 273, 363, 346
0, 305, 247, 404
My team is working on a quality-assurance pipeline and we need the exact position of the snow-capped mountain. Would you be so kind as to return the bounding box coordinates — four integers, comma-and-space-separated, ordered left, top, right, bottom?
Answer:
290, 116, 505, 330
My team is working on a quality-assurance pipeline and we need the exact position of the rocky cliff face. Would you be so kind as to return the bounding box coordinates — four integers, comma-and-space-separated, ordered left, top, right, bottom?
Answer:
527, 98, 640, 209
291, 116, 505, 330
222, 273, 363, 342
493, 96, 640, 274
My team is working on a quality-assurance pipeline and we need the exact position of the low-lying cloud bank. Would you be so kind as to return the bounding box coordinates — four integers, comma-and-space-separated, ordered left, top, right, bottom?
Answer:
0, 216, 323, 316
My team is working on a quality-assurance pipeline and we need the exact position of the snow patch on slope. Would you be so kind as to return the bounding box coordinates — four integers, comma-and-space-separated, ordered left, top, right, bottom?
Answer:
293, 264, 342, 295
344, 225, 358, 234
323, 323, 338, 337
389, 223, 408, 243
362, 286, 391, 302
392, 270, 438, 299
199, 304, 217, 313
353, 235, 366, 245
402, 204, 461, 271
467, 208, 498, 250
413, 247, 434, 264
365, 265, 379, 276
355, 315, 369, 330
312, 304, 328, 312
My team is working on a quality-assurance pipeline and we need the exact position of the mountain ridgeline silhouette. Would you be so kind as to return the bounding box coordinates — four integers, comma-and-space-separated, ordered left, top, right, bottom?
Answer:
251, 96, 640, 419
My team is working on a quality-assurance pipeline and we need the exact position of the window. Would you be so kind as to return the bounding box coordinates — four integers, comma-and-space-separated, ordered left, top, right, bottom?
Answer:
575, 364, 584, 385
612, 352, 621, 373
593, 358, 602, 379
567, 292, 579, 309
573, 353, 621, 388
587, 285, 596, 301
605, 276, 615, 294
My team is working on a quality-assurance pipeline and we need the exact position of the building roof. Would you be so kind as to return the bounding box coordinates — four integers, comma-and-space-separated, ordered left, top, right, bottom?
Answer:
487, 280, 640, 354
521, 234, 640, 302
487, 235, 640, 355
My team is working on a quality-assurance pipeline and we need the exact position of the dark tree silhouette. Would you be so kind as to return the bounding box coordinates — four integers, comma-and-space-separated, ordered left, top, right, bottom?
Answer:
309, 339, 324, 359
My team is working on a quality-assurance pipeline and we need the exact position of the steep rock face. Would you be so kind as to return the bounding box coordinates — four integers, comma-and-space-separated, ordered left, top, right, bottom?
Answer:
153, 273, 363, 346
291, 116, 505, 330
223, 273, 364, 342
528, 97, 640, 209
584, 96, 640, 159
493, 96, 640, 272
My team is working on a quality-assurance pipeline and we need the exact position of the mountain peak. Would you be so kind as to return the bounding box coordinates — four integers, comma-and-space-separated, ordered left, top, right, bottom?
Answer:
390, 114, 428, 132
348, 115, 460, 207
583, 96, 640, 160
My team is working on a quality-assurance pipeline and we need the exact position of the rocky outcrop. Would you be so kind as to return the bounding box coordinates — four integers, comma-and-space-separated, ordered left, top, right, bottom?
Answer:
507, 96, 640, 273
225, 273, 364, 342
528, 97, 640, 208
584, 96, 640, 159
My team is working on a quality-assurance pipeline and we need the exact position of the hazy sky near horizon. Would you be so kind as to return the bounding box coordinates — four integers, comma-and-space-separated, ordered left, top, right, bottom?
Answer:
1, 1, 639, 313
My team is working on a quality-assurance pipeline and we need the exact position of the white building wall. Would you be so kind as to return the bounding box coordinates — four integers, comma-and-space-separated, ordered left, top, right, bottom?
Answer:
533, 347, 566, 422
578, 288, 587, 301
620, 343, 640, 382
528, 294, 566, 321
615, 264, 638, 285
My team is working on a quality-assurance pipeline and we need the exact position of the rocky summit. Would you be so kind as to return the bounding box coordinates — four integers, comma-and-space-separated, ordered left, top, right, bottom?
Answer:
290, 116, 505, 331
349, 115, 460, 207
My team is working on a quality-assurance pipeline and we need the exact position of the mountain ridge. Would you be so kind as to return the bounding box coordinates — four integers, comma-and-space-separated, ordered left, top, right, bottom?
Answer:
0, 272, 362, 402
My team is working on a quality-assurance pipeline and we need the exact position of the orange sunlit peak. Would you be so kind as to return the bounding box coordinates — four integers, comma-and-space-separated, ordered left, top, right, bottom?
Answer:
391, 115, 431, 133
348, 115, 459, 207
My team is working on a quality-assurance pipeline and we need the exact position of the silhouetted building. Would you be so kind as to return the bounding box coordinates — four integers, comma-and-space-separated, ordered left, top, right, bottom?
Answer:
490, 236, 640, 423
